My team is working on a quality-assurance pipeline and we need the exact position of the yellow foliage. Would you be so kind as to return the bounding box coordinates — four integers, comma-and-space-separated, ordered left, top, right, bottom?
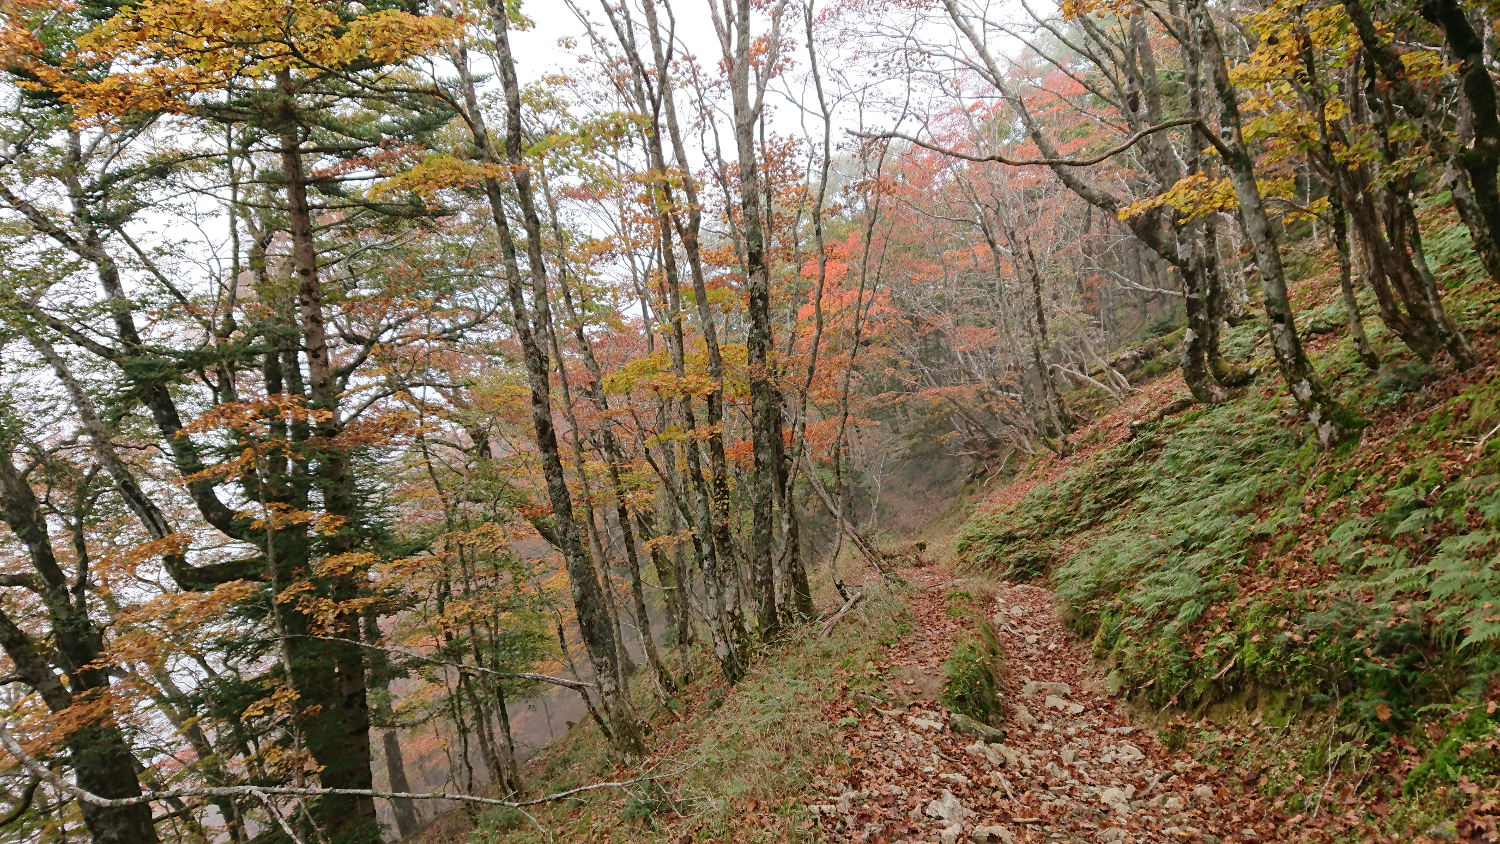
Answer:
368, 154, 506, 204
1117, 173, 1238, 222
313, 551, 378, 578
16, 0, 459, 121
122, 533, 191, 569
1283, 195, 1331, 224
1401, 45, 1457, 81
242, 683, 301, 721
643, 528, 694, 553
107, 579, 259, 667
1120, 173, 1321, 226
180, 395, 333, 436
1060, 0, 1137, 21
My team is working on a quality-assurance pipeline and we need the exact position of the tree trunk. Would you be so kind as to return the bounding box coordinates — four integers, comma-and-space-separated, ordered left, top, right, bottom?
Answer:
1345, 0, 1500, 286
540, 169, 677, 701
1179, 260, 1240, 403
1192, 0, 1360, 444
1418, 0, 1500, 285
621, 0, 751, 667
361, 613, 420, 838
467, 8, 646, 755
1333, 203, 1383, 374
0, 454, 159, 844
381, 730, 421, 838
276, 76, 379, 837
722, 0, 787, 642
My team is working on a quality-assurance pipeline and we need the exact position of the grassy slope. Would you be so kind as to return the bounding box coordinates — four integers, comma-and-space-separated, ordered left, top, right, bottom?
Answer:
957, 207, 1500, 832
417, 580, 911, 843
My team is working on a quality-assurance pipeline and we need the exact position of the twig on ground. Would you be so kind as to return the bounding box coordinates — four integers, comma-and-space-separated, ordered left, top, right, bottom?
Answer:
1309, 705, 1341, 820
1211, 655, 1237, 680
995, 772, 1019, 803
1472, 421, 1500, 460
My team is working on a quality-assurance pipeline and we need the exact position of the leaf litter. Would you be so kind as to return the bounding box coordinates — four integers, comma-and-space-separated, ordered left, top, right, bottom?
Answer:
802, 563, 1499, 844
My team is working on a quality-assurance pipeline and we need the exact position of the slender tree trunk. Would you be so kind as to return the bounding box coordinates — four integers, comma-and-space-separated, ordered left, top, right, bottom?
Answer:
612, 0, 750, 664
1200, 214, 1251, 387
380, 730, 420, 837
1405, 211, 1474, 367
454, 17, 645, 754
1334, 203, 1383, 374
1179, 260, 1239, 403
604, 501, 674, 701
1191, 0, 1360, 444
540, 170, 676, 701
1417, 0, 1500, 284
602, 0, 748, 673
617, 223, 692, 669
1182, 40, 1245, 402
1297, 32, 1383, 377
941, 0, 1241, 408
0, 453, 160, 844
1345, 0, 1500, 286
719, 0, 788, 641
361, 613, 420, 838
489, 682, 523, 795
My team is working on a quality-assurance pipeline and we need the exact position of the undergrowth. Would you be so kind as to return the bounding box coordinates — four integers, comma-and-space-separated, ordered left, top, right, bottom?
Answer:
444, 582, 911, 843
955, 208, 1500, 823
940, 590, 1006, 727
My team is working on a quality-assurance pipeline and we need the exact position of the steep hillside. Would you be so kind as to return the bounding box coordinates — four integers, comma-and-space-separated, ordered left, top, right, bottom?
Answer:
957, 214, 1500, 836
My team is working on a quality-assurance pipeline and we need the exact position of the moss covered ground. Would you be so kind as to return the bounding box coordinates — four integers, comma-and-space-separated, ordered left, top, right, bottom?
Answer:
956, 210, 1500, 836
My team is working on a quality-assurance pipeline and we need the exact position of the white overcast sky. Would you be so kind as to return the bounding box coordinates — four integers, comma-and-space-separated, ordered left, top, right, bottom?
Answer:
510, 1, 720, 84
503, 0, 969, 143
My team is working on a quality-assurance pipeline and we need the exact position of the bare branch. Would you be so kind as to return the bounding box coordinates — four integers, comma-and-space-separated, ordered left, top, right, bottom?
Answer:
0, 715, 688, 811
0, 575, 42, 593
861, 118, 1211, 167
279, 635, 598, 690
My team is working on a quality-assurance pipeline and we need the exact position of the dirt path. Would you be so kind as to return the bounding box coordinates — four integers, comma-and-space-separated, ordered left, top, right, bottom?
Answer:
806, 566, 1271, 844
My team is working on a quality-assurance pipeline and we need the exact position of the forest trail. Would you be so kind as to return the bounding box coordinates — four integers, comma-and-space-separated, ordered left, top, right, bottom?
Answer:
805, 565, 1272, 844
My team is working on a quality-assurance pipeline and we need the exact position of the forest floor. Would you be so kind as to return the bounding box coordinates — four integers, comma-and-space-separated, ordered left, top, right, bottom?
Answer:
420, 550, 1493, 844
804, 564, 1267, 844
801, 560, 1472, 844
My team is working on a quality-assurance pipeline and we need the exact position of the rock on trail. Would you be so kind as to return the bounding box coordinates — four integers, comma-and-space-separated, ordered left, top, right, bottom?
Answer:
806, 566, 1273, 843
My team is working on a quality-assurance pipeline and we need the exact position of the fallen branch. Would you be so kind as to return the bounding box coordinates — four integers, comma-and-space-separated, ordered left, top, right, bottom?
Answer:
802, 451, 892, 579
1149, 395, 1197, 423
1211, 655, 1237, 681
819, 589, 867, 638
994, 772, 1019, 803
1473, 421, 1500, 459
1128, 395, 1196, 438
